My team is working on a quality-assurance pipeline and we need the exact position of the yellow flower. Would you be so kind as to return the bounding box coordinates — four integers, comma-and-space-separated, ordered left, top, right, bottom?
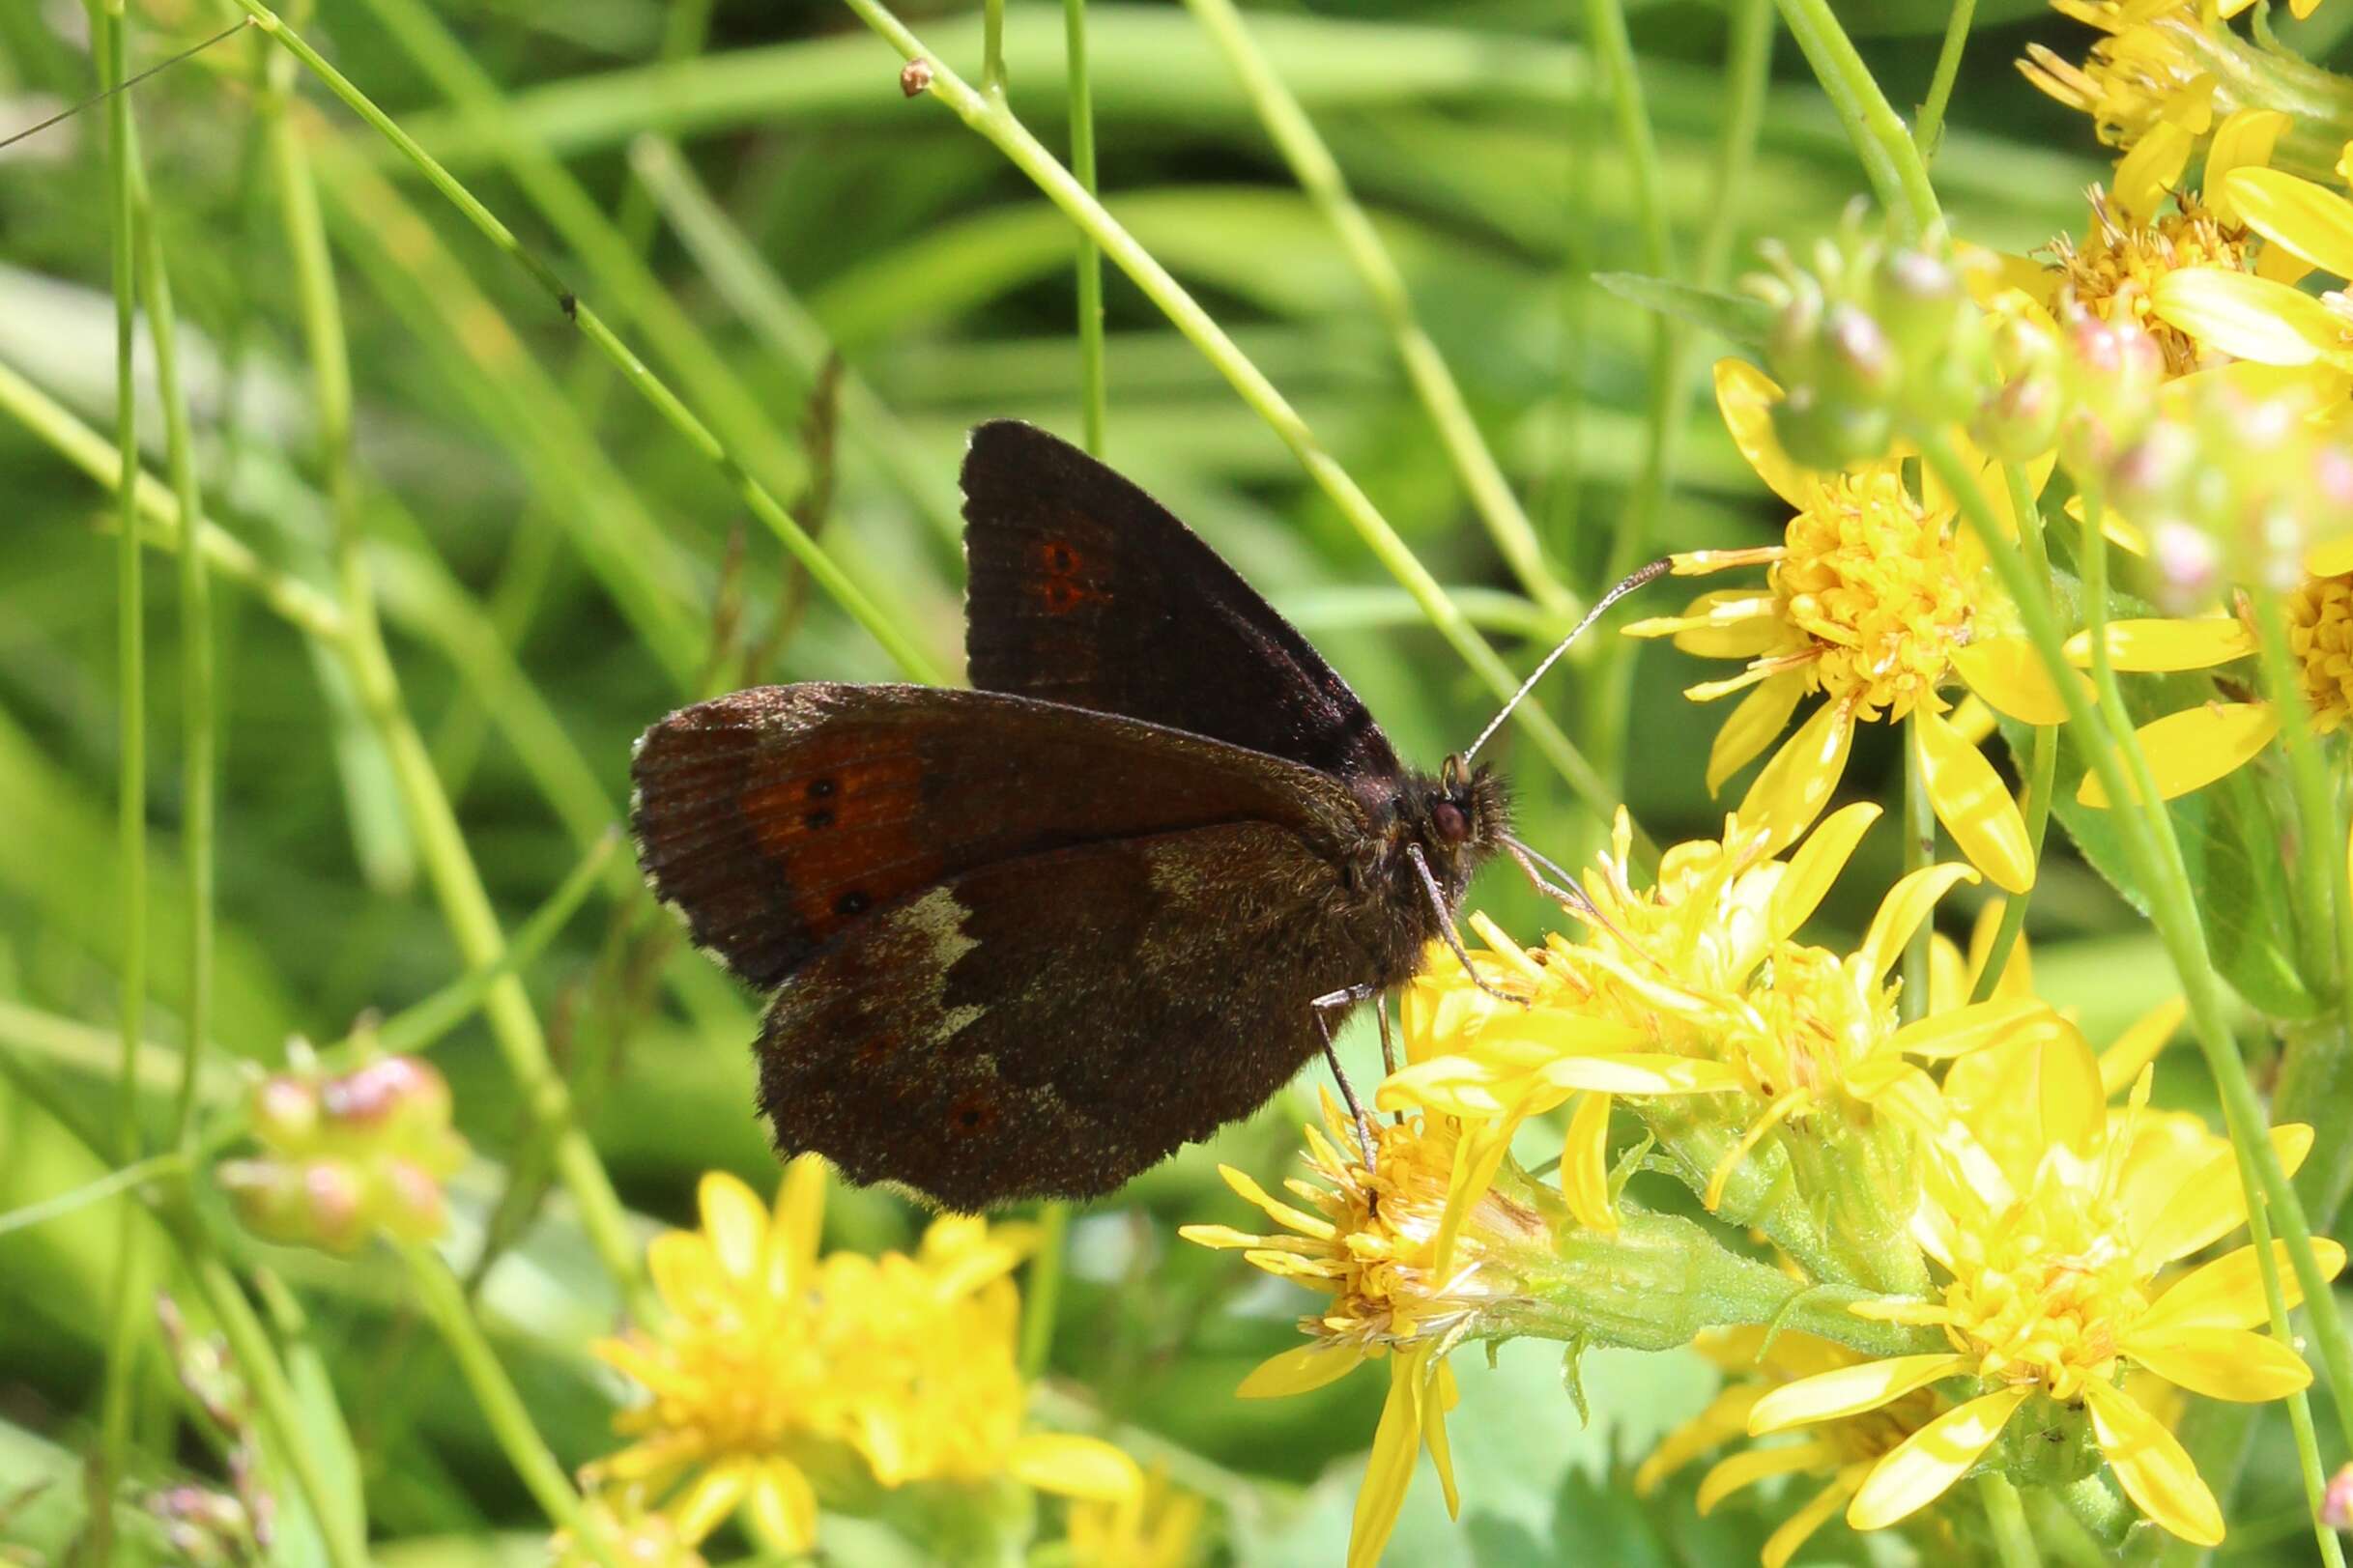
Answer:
1750, 1029, 2344, 1546
550, 1490, 708, 1568
2152, 167, 2353, 395
1623, 359, 2064, 890
1386, 807, 2073, 1263
588, 1163, 1137, 1549
1637, 1329, 1945, 1568
1062, 1468, 1208, 1568
1180, 1100, 1559, 1568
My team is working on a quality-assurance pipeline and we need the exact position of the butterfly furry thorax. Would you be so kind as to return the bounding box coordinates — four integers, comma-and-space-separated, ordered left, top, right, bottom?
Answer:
630, 420, 1514, 1212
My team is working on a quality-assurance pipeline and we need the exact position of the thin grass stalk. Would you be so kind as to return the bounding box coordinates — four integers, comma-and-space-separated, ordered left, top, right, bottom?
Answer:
1914, 0, 1978, 160
623, 136, 962, 544
87, 0, 149, 1554
431, 0, 722, 795
1924, 437, 2353, 1470
398, 1242, 624, 1566
222, 0, 939, 684
1770, 0, 1941, 236
126, 133, 213, 1164
848, 0, 1629, 832
1183, 0, 1573, 618
1068, 0, 1107, 455
1978, 1474, 2042, 1568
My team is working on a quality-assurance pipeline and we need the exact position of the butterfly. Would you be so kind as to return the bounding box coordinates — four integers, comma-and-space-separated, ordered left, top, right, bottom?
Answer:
630, 420, 1645, 1211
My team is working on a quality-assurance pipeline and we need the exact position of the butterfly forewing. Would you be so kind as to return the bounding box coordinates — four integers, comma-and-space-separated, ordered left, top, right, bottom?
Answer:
961, 420, 1400, 782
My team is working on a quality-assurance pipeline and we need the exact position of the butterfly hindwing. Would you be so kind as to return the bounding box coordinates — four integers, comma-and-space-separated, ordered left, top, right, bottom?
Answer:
961, 419, 1400, 782
629, 682, 1366, 990
754, 822, 1358, 1208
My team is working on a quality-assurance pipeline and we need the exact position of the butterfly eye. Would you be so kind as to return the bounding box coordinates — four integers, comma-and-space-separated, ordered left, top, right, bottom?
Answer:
1433, 800, 1469, 845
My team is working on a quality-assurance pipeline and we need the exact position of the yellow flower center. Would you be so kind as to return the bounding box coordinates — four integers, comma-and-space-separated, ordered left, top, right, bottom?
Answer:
1734, 943, 1885, 1104
1770, 471, 1973, 721
2285, 572, 2353, 731
1937, 1199, 2149, 1401
2052, 191, 2252, 376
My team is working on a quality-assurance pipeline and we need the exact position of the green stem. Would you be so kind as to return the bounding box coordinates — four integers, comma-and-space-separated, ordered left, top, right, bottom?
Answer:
226, 0, 937, 685
128, 119, 213, 1163
1978, 1473, 2042, 1568
88, 0, 148, 1556
2249, 589, 2344, 1003
1769, 0, 1940, 236
1913, 0, 1977, 161
1019, 1199, 1072, 1380
1968, 724, 2054, 1004
1926, 439, 2353, 1468
1902, 713, 1934, 1023
1183, 0, 1572, 616
1065, 0, 1105, 457
984, 0, 1008, 97
180, 1235, 369, 1568
0, 1153, 187, 1241
398, 1242, 623, 1566
837, 0, 1627, 830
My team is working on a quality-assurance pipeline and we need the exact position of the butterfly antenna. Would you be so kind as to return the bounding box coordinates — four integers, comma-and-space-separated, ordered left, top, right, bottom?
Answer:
1462, 557, 1672, 765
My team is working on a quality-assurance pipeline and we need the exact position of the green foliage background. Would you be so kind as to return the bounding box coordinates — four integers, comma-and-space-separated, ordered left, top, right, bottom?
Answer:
0, 0, 2347, 1561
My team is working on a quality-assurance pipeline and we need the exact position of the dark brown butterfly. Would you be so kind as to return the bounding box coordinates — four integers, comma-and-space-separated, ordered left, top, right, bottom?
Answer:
632, 421, 1628, 1211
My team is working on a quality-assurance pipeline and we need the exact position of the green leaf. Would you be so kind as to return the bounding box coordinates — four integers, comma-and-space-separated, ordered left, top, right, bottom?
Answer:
1592, 273, 1776, 346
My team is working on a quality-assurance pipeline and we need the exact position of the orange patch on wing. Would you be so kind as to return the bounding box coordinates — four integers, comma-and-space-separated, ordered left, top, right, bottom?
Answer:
737, 748, 941, 935
1030, 534, 1107, 615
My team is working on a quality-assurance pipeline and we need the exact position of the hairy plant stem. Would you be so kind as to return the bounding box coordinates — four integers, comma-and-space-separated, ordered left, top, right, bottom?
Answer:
1771, 0, 1940, 236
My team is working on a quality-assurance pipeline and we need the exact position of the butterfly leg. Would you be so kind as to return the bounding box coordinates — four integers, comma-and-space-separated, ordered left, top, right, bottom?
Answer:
1406, 844, 1530, 1009
1500, 834, 1664, 973
1310, 984, 1383, 1171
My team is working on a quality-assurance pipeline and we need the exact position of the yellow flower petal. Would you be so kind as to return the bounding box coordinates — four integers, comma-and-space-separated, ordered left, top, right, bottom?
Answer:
2098, 995, 2187, 1097
2151, 269, 2342, 366
1562, 1091, 1618, 1232
2204, 110, 2291, 225
1847, 1386, 2033, 1530
1738, 698, 1856, 852
2224, 167, 2353, 282
1858, 861, 1980, 984
1750, 1353, 1972, 1435
2130, 1124, 2313, 1269
1425, 1360, 1460, 1521
696, 1172, 769, 1280
2307, 537, 2353, 577
1698, 1440, 1839, 1513
746, 1461, 818, 1554
1216, 1164, 1335, 1240
2077, 703, 2279, 807
2116, 120, 2193, 225
672, 1462, 752, 1545
1889, 998, 2060, 1061
1714, 358, 1812, 510
1011, 1433, 1144, 1501
1768, 802, 1882, 943
1635, 1385, 1765, 1496
774, 1154, 826, 1285
2136, 1240, 2348, 1335
1238, 1343, 1364, 1399
1531, 1053, 1745, 1097
1708, 671, 1808, 794
1347, 1349, 1430, 1568
1913, 705, 2034, 893
2122, 1325, 2315, 1402
2061, 617, 2256, 671
2081, 1379, 2223, 1546
1763, 1477, 1858, 1568
1950, 636, 2078, 725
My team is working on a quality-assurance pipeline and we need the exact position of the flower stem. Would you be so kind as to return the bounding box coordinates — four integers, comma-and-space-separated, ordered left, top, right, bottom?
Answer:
1968, 724, 2054, 1004
1978, 1473, 2041, 1568
1902, 713, 1934, 1023
1769, 0, 1940, 236
1065, 0, 1105, 457
1913, 0, 1977, 161
398, 1241, 624, 1567
1182, 0, 1572, 617
836, 0, 1632, 834
1019, 1198, 1072, 1380
2247, 587, 2345, 1003
87, 0, 149, 1555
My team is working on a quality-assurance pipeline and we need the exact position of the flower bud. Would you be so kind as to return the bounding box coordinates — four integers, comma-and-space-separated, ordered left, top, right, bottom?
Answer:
221, 1045, 467, 1253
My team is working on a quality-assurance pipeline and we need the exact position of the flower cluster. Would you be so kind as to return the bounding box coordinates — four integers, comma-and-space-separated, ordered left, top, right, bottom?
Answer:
584, 1161, 1141, 1554
1191, 805, 2335, 1564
